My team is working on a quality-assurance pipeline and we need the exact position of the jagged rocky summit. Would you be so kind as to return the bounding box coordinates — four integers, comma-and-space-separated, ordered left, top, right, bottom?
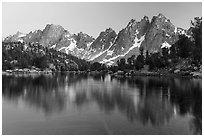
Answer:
3, 13, 190, 65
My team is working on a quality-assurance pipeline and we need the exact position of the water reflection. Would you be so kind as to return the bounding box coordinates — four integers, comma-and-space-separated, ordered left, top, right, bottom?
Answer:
2, 74, 202, 134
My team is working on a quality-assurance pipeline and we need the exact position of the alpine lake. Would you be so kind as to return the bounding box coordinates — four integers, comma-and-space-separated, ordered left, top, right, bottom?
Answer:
2, 73, 202, 135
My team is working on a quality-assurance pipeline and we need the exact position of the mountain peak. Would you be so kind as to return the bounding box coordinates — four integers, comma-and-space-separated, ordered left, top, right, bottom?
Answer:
143, 15, 149, 21
14, 31, 26, 38
44, 24, 64, 30
150, 13, 171, 26
157, 13, 166, 18
39, 24, 66, 47
77, 32, 94, 39
126, 19, 137, 28
105, 27, 115, 33
16, 31, 22, 34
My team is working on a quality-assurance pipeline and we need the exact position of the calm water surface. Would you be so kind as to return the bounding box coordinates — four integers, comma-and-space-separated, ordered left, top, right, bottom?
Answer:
2, 73, 202, 135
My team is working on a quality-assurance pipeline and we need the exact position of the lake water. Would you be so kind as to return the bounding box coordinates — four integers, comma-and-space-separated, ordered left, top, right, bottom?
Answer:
2, 73, 202, 135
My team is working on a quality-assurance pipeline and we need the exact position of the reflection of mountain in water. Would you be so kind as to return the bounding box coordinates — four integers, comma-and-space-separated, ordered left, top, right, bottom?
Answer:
2, 74, 202, 134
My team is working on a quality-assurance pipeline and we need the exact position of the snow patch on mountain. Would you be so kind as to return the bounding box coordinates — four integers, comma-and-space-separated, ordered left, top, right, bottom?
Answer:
102, 45, 105, 50
18, 33, 26, 38
166, 33, 170, 37
87, 42, 93, 49
58, 39, 77, 54
107, 50, 114, 56
68, 39, 77, 51
18, 39, 23, 43
51, 44, 56, 48
100, 35, 145, 65
89, 44, 112, 61
177, 29, 186, 35
133, 35, 145, 48
100, 55, 120, 65
121, 35, 145, 57
90, 51, 105, 61
174, 27, 177, 34
161, 41, 171, 48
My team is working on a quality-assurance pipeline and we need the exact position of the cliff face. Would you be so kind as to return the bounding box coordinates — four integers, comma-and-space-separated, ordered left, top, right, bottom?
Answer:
142, 14, 178, 53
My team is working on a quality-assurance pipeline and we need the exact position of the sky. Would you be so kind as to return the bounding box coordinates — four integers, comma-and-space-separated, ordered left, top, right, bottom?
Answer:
2, 2, 202, 38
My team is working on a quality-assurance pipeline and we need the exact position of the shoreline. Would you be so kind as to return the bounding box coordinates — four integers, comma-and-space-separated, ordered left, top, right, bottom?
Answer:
2, 69, 202, 79
111, 71, 202, 79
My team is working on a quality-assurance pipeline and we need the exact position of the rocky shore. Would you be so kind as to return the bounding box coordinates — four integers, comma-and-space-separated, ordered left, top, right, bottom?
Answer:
2, 67, 202, 79
110, 70, 202, 79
